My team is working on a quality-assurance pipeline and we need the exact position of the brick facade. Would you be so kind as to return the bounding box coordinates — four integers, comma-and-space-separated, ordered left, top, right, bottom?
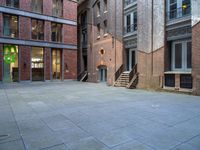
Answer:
0, 0, 77, 82
192, 22, 200, 95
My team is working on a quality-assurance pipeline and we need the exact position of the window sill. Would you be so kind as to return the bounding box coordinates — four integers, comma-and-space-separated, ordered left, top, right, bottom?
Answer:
97, 36, 100, 40
103, 33, 108, 37
164, 71, 192, 74
104, 11, 108, 14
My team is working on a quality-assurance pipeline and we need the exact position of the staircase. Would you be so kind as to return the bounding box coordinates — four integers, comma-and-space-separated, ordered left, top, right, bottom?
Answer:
114, 71, 130, 87
114, 64, 138, 88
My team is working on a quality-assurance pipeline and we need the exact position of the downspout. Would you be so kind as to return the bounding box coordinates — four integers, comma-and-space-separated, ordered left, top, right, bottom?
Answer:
151, 0, 154, 76
114, 0, 117, 73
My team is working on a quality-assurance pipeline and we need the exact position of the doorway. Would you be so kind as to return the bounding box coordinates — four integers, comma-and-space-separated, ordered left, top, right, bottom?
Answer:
98, 66, 107, 82
3, 45, 19, 82
52, 49, 62, 80
127, 49, 136, 71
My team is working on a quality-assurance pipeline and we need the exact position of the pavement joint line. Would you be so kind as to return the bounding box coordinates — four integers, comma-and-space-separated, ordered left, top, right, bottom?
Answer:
2, 85, 27, 150
0, 138, 21, 145
39, 142, 66, 150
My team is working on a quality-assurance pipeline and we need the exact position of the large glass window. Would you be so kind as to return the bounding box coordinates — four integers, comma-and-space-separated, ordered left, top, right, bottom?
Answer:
52, 0, 63, 17
32, 19, 44, 40
31, 47, 44, 81
51, 23, 62, 42
31, 0, 43, 13
172, 40, 191, 71
6, 0, 19, 8
3, 14, 18, 38
3, 45, 19, 82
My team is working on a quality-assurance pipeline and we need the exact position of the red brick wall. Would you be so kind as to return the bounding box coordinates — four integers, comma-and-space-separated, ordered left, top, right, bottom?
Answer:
43, 0, 53, 16
20, 0, 31, 11
45, 21, 51, 42
63, 0, 77, 21
192, 22, 200, 95
63, 25, 77, 45
0, 44, 3, 81
45, 48, 51, 80
0, 0, 5, 6
20, 46, 31, 81
19, 16, 31, 40
0, 13, 3, 37
63, 50, 77, 79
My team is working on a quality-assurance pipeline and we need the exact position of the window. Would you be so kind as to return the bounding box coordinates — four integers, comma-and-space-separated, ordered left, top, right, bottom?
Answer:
31, 47, 44, 81
31, 0, 43, 13
32, 19, 44, 40
97, 2, 100, 17
51, 23, 62, 42
6, 0, 19, 8
52, 0, 63, 17
126, 14, 131, 33
124, 11, 137, 34
172, 40, 191, 71
104, 0, 107, 12
133, 12, 137, 31
168, 0, 191, 20
3, 14, 18, 38
81, 11, 87, 29
97, 23, 100, 38
103, 20, 108, 35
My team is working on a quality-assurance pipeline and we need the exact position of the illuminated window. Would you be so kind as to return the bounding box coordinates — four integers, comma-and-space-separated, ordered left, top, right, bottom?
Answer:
32, 19, 44, 40
3, 14, 18, 38
51, 22, 62, 42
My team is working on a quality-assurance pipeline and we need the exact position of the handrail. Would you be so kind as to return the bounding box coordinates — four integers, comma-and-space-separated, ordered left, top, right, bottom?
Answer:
77, 70, 87, 81
129, 64, 137, 82
115, 64, 124, 81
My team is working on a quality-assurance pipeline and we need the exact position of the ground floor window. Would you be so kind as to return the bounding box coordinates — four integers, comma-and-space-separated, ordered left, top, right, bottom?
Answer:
52, 49, 62, 80
3, 45, 19, 82
31, 47, 44, 81
172, 40, 191, 71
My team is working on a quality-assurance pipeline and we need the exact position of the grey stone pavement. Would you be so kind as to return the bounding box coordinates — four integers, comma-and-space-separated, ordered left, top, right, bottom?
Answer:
0, 81, 200, 150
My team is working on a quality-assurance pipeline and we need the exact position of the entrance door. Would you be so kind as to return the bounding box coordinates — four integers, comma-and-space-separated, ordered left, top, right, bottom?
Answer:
3, 45, 19, 82
99, 67, 107, 82
128, 49, 136, 71
52, 49, 62, 80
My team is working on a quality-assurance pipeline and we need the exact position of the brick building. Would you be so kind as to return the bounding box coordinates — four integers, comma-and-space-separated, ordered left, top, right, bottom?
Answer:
77, 0, 123, 85
0, 0, 77, 82
78, 0, 200, 95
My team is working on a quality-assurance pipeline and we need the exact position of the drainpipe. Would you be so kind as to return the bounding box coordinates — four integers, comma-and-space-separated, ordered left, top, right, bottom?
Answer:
151, 0, 154, 76
114, 0, 117, 73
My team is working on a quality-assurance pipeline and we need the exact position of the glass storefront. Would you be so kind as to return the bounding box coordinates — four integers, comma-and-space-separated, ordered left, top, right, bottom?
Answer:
3, 45, 19, 82
31, 47, 44, 81
52, 49, 62, 80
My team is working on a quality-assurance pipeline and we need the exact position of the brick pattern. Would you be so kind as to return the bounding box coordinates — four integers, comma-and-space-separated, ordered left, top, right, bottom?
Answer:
45, 48, 51, 80
20, 46, 31, 81
0, 0, 5, 6
19, 16, 31, 40
63, 49, 77, 79
0, 44, 3, 81
45, 21, 51, 42
43, 0, 53, 16
20, 0, 31, 11
192, 22, 200, 95
63, 0, 77, 21
63, 25, 77, 45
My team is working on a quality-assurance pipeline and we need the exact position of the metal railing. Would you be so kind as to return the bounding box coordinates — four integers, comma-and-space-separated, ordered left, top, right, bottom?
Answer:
124, 0, 137, 7
115, 64, 125, 81
124, 24, 137, 35
129, 64, 137, 82
167, 5, 191, 21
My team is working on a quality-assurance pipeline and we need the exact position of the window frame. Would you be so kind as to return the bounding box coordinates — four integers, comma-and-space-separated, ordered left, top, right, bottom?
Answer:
6, 0, 19, 8
31, 19, 44, 41
51, 22, 62, 42
31, 0, 43, 14
171, 40, 192, 72
52, 0, 63, 17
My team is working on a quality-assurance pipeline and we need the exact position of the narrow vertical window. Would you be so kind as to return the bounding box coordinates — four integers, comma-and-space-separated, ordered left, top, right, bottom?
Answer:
104, 0, 107, 12
31, 0, 43, 13
51, 23, 62, 42
6, 0, 19, 8
97, 23, 100, 38
175, 43, 182, 69
53, 0, 63, 17
3, 14, 18, 38
31, 19, 44, 40
103, 20, 107, 35
169, 0, 177, 19
97, 2, 100, 17
187, 41, 192, 68
126, 14, 131, 33
133, 12, 137, 31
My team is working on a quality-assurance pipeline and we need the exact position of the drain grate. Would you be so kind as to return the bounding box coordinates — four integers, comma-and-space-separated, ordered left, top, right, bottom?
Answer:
0, 134, 10, 140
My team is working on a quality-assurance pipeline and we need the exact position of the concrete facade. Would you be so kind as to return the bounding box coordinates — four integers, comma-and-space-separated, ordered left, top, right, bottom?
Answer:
0, 0, 77, 82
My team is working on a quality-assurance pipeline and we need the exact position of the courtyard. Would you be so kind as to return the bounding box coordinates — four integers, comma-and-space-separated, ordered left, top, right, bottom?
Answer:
0, 81, 200, 150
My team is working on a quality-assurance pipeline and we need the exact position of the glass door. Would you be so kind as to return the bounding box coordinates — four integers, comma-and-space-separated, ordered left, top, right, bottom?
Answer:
52, 49, 62, 80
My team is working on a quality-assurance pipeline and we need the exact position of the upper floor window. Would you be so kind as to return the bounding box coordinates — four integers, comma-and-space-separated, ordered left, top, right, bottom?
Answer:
168, 0, 191, 20
124, 11, 137, 34
104, 0, 107, 12
52, 0, 63, 17
6, 0, 19, 8
97, 2, 100, 17
32, 19, 44, 40
3, 14, 18, 38
124, 0, 136, 8
97, 23, 100, 38
51, 23, 62, 42
103, 20, 108, 35
31, 0, 43, 13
